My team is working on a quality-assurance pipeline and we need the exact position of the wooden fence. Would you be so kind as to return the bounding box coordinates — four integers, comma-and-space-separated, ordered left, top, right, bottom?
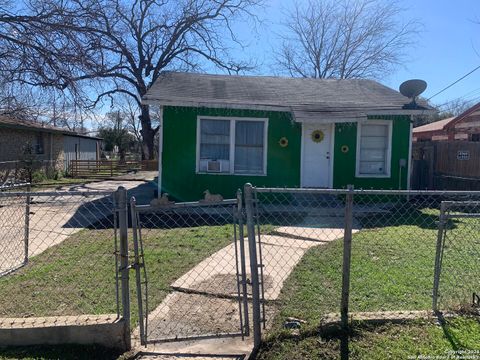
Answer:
412, 141, 480, 190
69, 159, 157, 178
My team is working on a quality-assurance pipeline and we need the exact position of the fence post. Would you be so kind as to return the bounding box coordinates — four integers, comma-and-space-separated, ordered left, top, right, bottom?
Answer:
341, 184, 354, 330
236, 189, 250, 337
130, 196, 146, 345
115, 186, 131, 350
244, 183, 262, 349
23, 184, 31, 265
432, 201, 448, 312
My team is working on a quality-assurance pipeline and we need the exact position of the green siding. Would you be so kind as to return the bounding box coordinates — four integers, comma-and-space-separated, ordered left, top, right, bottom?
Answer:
162, 106, 301, 201
333, 115, 411, 189
162, 107, 411, 201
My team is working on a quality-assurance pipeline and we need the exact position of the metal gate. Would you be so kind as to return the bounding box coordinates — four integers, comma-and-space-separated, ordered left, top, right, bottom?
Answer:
433, 200, 480, 312
130, 193, 250, 344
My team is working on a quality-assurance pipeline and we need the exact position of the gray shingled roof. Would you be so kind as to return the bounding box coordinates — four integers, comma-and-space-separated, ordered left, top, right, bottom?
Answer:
143, 72, 432, 122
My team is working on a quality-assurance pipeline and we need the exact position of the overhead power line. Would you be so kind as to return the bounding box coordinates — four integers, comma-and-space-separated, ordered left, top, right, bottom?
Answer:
427, 64, 480, 101
435, 89, 480, 109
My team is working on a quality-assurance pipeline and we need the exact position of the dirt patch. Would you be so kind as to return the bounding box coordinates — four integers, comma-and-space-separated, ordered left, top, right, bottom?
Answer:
147, 292, 243, 340
181, 273, 274, 298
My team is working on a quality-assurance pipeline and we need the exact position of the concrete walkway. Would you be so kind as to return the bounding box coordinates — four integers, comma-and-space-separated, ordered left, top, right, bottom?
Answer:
133, 222, 358, 358
0, 180, 156, 275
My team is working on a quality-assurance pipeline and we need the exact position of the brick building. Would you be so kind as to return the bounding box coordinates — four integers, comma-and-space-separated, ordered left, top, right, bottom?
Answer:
413, 102, 480, 142
0, 115, 101, 174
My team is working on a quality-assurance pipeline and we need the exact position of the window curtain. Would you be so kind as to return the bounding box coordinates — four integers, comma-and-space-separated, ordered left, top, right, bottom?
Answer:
200, 119, 230, 160
235, 121, 264, 174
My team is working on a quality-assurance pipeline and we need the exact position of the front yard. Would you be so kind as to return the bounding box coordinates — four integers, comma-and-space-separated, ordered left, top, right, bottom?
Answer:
0, 199, 479, 359
0, 225, 234, 326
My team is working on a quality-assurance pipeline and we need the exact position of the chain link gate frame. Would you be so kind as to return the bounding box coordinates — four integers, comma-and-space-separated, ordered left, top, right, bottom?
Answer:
433, 200, 480, 313
130, 193, 251, 345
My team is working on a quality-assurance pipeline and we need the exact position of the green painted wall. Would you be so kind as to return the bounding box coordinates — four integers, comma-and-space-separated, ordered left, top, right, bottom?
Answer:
162, 107, 411, 201
333, 115, 411, 189
162, 106, 301, 201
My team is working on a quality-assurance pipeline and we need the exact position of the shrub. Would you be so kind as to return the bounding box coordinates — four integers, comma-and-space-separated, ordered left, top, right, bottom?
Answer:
32, 170, 47, 183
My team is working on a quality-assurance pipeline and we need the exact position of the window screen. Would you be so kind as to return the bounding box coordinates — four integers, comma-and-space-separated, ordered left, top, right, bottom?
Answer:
358, 123, 389, 175
234, 121, 264, 174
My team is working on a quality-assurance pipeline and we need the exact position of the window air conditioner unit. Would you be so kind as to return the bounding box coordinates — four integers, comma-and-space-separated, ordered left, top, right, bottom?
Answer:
206, 160, 222, 172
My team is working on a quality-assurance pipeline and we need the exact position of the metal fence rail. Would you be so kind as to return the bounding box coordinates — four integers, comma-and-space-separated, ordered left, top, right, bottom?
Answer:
0, 189, 120, 322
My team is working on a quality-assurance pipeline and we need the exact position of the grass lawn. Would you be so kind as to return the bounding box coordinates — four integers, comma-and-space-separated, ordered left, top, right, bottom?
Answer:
0, 220, 239, 359
257, 204, 480, 359
0, 224, 235, 325
257, 317, 480, 360
0, 197, 478, 359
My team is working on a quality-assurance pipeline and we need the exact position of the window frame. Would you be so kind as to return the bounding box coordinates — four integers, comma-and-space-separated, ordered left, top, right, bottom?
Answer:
355, 120, 393, 178
196, 116, 269, 176
35, 133, 44, 155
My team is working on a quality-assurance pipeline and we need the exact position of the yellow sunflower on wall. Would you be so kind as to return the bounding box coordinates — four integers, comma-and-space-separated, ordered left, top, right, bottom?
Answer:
311, 130, 324, 143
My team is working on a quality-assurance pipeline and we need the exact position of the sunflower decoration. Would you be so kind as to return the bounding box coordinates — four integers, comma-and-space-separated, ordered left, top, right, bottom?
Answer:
311, 130, 324, 143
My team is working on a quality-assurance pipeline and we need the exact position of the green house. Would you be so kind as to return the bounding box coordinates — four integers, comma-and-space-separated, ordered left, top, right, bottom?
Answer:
143, 72, 431, 202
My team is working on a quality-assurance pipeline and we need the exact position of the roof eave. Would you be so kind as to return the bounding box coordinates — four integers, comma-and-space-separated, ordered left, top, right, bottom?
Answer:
0, 122, 101, 140
143, 97, 436, 117
142, 97, 289, 112
0, 122, 64, 134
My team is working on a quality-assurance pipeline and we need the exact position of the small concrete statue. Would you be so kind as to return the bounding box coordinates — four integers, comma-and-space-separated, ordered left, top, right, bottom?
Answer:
150, 193, 174, 206
201, 189, 223, 203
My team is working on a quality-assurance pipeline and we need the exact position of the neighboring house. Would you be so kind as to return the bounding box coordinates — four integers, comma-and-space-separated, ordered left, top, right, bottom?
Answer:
143, 72, 432, 201
413, 102, 480, 142
0, 115, 101, 174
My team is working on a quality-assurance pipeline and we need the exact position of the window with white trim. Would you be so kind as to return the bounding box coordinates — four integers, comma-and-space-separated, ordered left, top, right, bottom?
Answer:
197, 117, 267, 175
356, 122, 391, 177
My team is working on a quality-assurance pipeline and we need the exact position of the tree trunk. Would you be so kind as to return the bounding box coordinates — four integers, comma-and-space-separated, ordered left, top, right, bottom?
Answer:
139, 105, 156, 160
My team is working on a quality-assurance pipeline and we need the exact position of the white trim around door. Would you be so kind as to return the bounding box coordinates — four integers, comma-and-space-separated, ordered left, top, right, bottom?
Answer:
300, 123, 335, 188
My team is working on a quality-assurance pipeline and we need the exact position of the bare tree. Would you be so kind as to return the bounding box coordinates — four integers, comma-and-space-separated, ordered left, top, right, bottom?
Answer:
276, 0, 418, 79
435, 98, 476, 119
0, 0, 263, 159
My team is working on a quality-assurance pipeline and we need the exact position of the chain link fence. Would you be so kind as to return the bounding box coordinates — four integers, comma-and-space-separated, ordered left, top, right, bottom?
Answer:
1, 184, 479, 352
249, 188, 347, 331
0, 189, 121, 323
434, 200, 480, 313
130, 195, 249, 344
247, 186, 480, 334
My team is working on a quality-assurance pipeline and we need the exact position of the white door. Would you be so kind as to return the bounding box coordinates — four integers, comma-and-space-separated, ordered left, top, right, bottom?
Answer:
301, 123, 332, 188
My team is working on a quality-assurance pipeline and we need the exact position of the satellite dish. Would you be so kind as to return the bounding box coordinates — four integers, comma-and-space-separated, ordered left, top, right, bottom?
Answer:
399, 79, 427, 109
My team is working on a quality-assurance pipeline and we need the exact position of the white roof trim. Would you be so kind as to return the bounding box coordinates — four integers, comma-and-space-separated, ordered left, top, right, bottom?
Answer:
143, 98, 434, 118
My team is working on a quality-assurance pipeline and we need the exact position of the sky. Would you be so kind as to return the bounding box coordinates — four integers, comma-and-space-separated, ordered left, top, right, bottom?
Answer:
231, 0, 480, 110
